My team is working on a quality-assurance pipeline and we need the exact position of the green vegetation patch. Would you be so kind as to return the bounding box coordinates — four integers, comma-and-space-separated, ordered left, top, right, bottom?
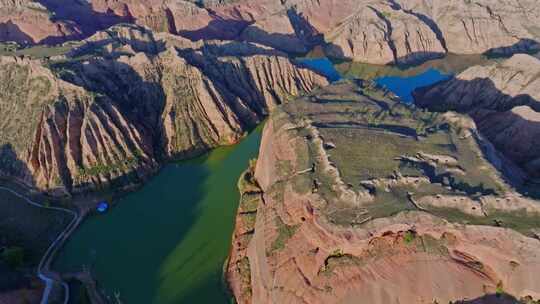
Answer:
75, 151, 142, 182
237, 169, 261, 195
0, 188, 71, 264
428, 207, 540, 238
319, 249, 363, 276
0, 43, 75, 59
236, 257, 252, 298
239, 193, 261, 213
269, 216, 300, 254
403, 230, 416, 244
241, 213, 257, 232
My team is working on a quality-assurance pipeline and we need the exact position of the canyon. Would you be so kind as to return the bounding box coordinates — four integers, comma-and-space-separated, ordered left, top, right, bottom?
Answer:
0, 0, 539, 64
0, 25, 327, 196
0, 1, 539, 304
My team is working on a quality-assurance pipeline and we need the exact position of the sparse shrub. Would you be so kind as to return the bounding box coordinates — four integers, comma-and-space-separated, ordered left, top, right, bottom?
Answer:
403, 230, 415, 244
495, 281, 504, 297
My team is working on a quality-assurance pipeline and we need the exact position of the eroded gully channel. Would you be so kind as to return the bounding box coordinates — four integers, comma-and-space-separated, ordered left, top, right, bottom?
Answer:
53, 56, 470, 304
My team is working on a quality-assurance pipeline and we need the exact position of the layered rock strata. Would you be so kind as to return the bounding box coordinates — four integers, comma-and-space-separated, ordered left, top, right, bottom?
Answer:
0, 25, 327, 196
227, 81, 540, 304
1, 0, 539, 64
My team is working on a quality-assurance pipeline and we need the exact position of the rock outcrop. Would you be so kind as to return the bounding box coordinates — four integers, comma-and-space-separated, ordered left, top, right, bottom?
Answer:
394, 0, 540, 57
0, 25, 327, 196
227, 81, 540, 304
1, 0, 539, 64
0, 0, 82, 44
414, 54, 540, 179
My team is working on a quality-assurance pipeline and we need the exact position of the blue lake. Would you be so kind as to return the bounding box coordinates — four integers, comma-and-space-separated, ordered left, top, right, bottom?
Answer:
297, 58, 341, 82
375, 68, 450, 103
298, 59, 450, 103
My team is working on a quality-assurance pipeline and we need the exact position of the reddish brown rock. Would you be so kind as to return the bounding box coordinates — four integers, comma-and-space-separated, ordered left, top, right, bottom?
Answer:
227, 82, 540, 304
414, 54, 540, 178
0, 26, 328, 196
0, 0, 82, 44
2, 0, 539, 63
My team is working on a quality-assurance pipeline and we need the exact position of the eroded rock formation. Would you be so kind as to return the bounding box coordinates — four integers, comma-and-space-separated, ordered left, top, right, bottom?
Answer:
0, 0, 82, 44
414, 54, 540, 180
0, 25, 327, 196
227, 81, 540, 304
0, 0, 538, 64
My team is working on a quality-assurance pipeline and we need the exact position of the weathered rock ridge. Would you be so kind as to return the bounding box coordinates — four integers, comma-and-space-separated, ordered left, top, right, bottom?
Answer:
0, 0, 539, 64
0, 0, 82, 44
414, 54, 540, 181
0, 25, 327, 196
227, 81, 540, 304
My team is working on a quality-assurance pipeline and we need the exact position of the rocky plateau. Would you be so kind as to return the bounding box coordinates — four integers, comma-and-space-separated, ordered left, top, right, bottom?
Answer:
0, 1, 539, 304
414, 54, 540, 184
227, 81, 540, 304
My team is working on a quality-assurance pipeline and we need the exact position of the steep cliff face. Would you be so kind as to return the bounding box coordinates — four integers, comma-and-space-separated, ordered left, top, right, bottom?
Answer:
324, 3, 447, 65
1, 0, 538, 64
0, 0, 82, 44
0, 26, 327, 195
414, 54, 540, 178
0, 56, 158, 195
395, 0, 540, 56
228, 81, 540, 304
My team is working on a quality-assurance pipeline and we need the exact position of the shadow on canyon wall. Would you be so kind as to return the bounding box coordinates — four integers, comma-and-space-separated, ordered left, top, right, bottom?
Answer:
177, 7, 346, 59
69, 24, 167, 58
54, 41, 271, 159
37, 0, 129, 36
485, 38, 540, 59
0, 20, 82, 46
387, 0, 448, 53
0, 21, 39, 45
55, 58, 165, 153
0, 144, 35, 189
178, 18, 250, 41
413, 76, 540, 197
452, 293, 529, 304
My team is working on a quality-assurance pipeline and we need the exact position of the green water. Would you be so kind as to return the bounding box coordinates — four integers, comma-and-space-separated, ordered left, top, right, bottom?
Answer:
54, 127, 262, 304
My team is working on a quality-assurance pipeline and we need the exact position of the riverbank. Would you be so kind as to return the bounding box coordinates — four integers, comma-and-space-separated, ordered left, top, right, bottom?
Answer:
53, 126, 263, 304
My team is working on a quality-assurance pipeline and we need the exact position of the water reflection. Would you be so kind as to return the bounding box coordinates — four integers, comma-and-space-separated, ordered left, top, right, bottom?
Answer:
375, 68, 450, 103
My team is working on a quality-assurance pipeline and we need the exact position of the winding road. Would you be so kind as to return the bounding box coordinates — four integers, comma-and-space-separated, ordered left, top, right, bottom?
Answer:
0, 186, 82, 304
